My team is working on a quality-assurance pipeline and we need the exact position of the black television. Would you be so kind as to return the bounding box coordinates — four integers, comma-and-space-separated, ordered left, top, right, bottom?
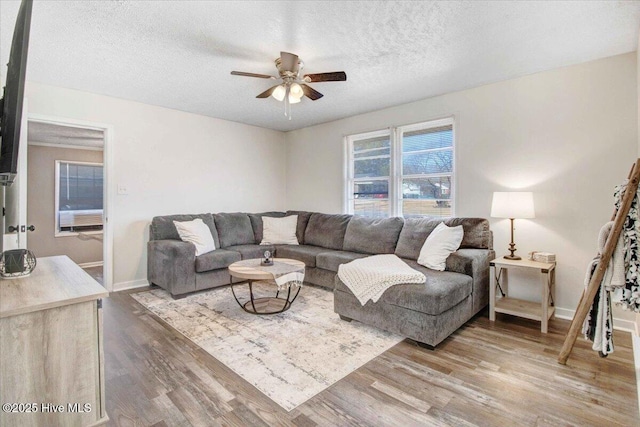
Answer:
0, 0, 33, 186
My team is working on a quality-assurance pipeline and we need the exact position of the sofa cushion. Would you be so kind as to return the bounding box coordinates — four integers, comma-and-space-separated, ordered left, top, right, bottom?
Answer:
248, 211, 286, 243
343, 216, 404, 254
334, 258, 472, 315
275, 245, 327, 268
173, 218, 217, 256
285, 210, 313, 244
417, 222, 463, 271
261, 216, 299, 245
316, 250, 369, 273
394, 217, 441, 260
304, 213, 352, 250
444, 218, 492, 249
225, 244, 275, 260
150, 213, 220, 248
395, 217, 491, 260
214, 212, 255, 248
195, 249, 241, 273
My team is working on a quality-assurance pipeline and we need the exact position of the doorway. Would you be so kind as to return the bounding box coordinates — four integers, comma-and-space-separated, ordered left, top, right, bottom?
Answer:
25, 116, 113, 289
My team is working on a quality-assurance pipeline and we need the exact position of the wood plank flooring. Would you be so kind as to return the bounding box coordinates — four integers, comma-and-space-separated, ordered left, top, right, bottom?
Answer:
103, 288, 639, 426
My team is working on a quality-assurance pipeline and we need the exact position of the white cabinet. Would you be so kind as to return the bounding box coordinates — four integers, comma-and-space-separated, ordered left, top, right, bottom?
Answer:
0, 256, 108, 426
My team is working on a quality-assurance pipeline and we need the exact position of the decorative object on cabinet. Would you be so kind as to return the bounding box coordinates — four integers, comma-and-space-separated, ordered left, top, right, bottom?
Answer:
0, 249, 36, 277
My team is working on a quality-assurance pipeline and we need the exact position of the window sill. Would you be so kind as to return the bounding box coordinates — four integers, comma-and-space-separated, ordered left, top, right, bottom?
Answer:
55, 230, 104, 238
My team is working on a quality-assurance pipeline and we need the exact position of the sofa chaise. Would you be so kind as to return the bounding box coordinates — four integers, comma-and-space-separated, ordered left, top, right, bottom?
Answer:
147, 211, 494, 347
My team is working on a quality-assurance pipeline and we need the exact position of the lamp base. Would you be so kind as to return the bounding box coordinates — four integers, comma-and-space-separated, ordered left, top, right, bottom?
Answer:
505, 219, 522, 261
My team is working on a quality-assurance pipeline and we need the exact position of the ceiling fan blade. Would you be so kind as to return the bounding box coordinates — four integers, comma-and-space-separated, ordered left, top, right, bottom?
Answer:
231, 71, 275, 79
280, 51, 299, 73
303, 71, 347, 82
301, 84, 324, 101
256, 85, 281, 98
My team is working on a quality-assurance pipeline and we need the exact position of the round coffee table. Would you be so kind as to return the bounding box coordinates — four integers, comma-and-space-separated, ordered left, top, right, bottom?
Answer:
228, 258, 305, 315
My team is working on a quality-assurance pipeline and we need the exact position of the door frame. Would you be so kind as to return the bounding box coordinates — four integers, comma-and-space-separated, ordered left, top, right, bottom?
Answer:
27, 113, 115, 291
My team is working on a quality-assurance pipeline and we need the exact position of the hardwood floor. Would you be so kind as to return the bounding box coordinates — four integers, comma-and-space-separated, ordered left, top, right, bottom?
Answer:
104, 288, 639, 427
83, 265, 104, 285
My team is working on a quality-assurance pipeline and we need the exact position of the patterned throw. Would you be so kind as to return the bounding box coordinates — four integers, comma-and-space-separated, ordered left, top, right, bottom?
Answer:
233, 258, 305, 289
614, 182, 639, 312
583, 182, 640, 355
337, 254, 426, 305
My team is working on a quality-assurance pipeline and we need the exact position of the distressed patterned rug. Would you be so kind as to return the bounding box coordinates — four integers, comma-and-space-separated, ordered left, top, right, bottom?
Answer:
131, 283, 403, 411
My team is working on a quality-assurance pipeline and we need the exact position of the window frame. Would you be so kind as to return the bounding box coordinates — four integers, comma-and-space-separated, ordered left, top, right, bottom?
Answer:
54, 160, 104, 237
345, 128, 393, 217
345, 117, 455, 218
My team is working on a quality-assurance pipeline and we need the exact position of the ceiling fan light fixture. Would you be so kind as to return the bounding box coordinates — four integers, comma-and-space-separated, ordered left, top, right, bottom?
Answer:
289, 83, 304, 99
272, 84, 286, 101
288, 93, 302, 104
231, 51, 347, 120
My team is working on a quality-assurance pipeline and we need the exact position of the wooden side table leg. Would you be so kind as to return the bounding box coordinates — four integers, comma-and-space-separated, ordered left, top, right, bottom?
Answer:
550, 269, 556, 319
490, 266, 497, 322
541, 271, 550, 333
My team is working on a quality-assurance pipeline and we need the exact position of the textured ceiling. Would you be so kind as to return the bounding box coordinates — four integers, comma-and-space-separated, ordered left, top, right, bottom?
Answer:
1, 1, 639, 132
28, 121, 104, 148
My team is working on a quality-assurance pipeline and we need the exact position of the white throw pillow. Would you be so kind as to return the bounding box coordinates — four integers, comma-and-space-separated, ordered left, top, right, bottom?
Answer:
173, 219, 216, 256
261, 215, 299, 245
417, 222, 463, 271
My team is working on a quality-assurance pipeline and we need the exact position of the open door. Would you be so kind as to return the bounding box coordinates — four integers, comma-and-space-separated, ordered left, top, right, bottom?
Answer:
24, 116, 109, 289
3, 99, 30, 250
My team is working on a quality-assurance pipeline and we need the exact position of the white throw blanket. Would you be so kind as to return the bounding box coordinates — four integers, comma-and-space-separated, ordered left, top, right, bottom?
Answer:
337, 254, 426, 305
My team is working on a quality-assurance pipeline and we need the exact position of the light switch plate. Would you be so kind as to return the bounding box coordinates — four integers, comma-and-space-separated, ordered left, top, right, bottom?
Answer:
117, 184, 129, 195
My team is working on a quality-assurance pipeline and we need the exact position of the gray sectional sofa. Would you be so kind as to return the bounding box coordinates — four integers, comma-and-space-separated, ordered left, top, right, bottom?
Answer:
147, 211, 494, 347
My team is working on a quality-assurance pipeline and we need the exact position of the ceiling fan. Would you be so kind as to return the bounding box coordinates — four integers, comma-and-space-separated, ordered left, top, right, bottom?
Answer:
231, 51, 347, 119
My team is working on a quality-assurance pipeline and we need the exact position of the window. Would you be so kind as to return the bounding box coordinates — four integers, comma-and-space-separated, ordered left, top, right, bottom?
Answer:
346, 130, 391, 218
346, 118, 454, 218
55, 161, 104, 235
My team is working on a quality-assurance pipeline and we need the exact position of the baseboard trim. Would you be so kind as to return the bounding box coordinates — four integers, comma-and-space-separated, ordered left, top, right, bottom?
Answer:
555, 307, 636, 333
79, 261, 104, 268
113, 279, 149, 292
633, 334, 640, 416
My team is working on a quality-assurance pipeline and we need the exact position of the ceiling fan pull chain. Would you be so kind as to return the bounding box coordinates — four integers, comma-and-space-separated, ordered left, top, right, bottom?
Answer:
284, 85, 292, 120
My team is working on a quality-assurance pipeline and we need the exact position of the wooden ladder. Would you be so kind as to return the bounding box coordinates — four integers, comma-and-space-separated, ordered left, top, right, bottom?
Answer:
558, 158, 640, 365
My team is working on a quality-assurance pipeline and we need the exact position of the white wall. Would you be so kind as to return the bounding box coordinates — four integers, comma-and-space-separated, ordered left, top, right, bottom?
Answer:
285, 53, 638, 325
25, 82, 286, 289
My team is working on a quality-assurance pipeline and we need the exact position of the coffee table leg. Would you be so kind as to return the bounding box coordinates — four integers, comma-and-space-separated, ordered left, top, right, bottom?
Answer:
248, 281, 257, 313
277, 286, 293, 313
230, 277, 245, 308
288, 285, 302, 306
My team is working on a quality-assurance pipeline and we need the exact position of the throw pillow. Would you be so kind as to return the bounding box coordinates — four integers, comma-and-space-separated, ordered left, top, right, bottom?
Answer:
173, 218, 216, 256
417, 222, 463, 271
261, 215, 299, 245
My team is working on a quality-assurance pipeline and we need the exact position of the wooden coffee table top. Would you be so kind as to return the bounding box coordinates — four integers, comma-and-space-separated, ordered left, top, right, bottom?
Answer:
228, 258, 305, 281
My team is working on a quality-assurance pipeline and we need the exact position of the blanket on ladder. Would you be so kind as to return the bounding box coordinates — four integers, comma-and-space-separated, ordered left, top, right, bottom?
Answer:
582, 180, 640, 355
337, 254, 426, 305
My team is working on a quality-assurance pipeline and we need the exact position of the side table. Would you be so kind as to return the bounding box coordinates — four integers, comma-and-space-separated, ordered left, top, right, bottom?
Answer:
489, 257, 556, 333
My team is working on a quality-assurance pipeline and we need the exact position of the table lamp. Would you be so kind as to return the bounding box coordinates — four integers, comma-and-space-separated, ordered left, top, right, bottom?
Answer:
491, 192, 535, 260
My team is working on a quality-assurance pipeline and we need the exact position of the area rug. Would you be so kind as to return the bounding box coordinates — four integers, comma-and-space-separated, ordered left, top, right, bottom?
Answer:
131, 283, 403, 411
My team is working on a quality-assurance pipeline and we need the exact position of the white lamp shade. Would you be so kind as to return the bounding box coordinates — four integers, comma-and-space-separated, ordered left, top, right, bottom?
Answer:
289, 83, 304, 99
288, 92, 302, 103
491, 192, 535, 219
271, 85, 286, 101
